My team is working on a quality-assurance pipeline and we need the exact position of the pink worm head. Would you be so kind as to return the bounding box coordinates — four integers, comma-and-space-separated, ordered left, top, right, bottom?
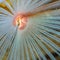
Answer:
13, 13, 28, 30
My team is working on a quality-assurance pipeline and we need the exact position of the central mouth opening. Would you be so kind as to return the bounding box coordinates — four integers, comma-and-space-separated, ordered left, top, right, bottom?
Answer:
13, 13, 28, 30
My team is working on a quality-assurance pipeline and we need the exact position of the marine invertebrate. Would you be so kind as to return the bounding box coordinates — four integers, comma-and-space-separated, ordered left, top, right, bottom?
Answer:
13, 13, 28, 30
0, 0, 60, 60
